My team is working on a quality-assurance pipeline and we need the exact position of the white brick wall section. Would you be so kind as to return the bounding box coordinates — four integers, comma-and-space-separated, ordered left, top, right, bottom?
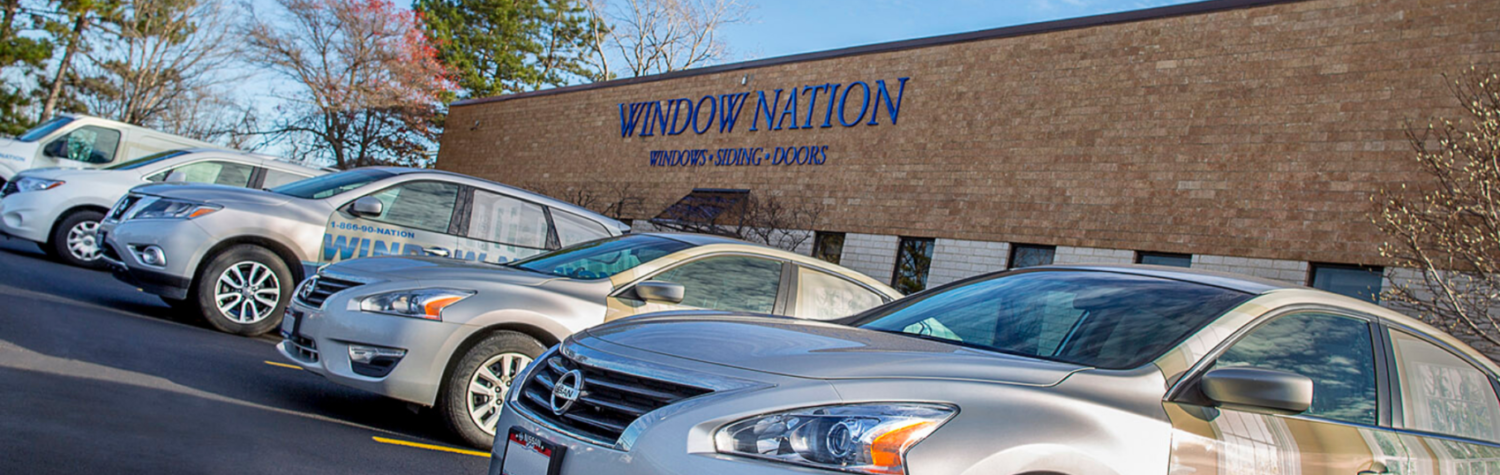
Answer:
839, 233, 899, 285
1191, 254, 1308, 285
928, 239, 1010, 287
1053, 246, 1135, 265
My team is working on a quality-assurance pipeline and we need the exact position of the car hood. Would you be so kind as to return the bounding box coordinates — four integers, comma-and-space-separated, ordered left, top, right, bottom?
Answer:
321, 256, 564, 287
581, 314, 1089, 386
132, 183, 294, 207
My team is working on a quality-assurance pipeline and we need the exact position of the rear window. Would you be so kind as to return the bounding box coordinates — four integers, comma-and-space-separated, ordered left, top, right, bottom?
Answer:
853, 270, 1252, 369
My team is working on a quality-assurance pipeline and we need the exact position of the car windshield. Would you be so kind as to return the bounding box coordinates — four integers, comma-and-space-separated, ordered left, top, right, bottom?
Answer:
104, 150, 189, 170
270, 168, 392, 199
852, 270, 1252, 369
513, 234, 692, 280
17, 116, 73, 142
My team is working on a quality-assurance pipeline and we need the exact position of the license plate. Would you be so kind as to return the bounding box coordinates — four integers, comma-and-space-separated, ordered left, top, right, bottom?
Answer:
501, 428, 565, 475
281, 308, 302, 339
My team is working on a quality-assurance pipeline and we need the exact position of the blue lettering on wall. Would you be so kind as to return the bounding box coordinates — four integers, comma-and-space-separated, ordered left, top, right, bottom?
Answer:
618, 78, 908, 138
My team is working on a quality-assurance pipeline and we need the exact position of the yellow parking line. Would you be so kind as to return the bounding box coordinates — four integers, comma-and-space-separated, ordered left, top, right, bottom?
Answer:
264, 361, 303, 370
372, 436, 490, 457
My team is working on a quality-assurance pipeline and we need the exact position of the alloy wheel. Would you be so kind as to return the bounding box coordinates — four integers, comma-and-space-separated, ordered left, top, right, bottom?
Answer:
213, 261, 282, 324
65, 220, 102, 261
467, 352, 533, 435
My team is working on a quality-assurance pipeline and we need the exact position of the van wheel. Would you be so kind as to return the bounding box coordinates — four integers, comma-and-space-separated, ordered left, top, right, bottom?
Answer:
440, 331, 545, 449
50, 210, 107, 268
194, 245, 293, 336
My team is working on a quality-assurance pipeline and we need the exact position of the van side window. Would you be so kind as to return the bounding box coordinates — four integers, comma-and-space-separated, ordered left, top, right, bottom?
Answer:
468, 190, 548, 249
149, 161, 255, 187
1390, 330, 1500, 442
261, 169, 312, 189
54, 126, 121, 164
362, 181, 460, 233
552, 210, 611, 248
1212, 312, 1378, 425
793, 267, 886, 320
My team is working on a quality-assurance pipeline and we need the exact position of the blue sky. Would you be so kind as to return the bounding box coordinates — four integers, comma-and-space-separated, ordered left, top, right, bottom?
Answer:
712, 0, 1199, 63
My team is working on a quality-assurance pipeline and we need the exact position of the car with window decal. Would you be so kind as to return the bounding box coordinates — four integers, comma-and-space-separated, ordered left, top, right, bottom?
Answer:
97, 167, 627, 336
486, 265, 1500, 475
277, 232, 903, 448
0, 149, 325, 267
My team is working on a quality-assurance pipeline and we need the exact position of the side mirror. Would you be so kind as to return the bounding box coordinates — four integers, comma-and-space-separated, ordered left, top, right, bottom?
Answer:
43, 139, 67, 158
635, 281, 685, 304
349, 196, 384, 217
1199, 367, 1313, 415
165, 171, 187, 183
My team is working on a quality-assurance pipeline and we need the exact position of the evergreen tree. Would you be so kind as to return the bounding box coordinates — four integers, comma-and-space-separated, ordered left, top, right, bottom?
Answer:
415, 0, 596, 100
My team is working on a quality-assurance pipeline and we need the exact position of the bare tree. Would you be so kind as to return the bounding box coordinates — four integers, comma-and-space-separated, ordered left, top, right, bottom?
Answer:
1375, 66, 1500, 357
243, 0, 453, 168
75, 0, 237, 127
522, 179, 646, 220
650, 191, 820, 252
587, 0, 749, 77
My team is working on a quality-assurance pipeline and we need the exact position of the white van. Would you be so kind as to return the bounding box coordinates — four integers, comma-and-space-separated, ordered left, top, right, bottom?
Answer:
0, 114, 221, 185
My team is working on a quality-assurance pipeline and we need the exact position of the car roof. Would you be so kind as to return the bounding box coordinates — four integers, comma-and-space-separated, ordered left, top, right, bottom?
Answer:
1024, 264, 1298, 295
642, 232, 753, 246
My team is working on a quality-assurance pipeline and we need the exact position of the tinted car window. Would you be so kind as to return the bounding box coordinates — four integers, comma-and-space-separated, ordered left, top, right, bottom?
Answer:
1213, 312, 1378, 425
514, 235, 691, 280
650, 256, 782, 314
552, 210, 612, 247
364, 181, 460, 233
855, 270, 1251, 369
794, 267, 886, 320
149, 161, 254, 187
56, 126, 121, 163
469, 190, 548, 248
1390, 330, 1500, 442
261, 169, 312, 189
270, 169, 394, 199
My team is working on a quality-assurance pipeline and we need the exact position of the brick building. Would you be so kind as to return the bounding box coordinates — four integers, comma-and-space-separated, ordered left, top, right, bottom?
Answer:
437, 0, 1500, 306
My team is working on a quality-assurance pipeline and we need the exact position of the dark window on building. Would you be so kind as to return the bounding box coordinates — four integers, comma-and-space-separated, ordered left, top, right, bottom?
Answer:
1310, 263, 1384, 303
1009, 244, 1055, 269
892, 237, 935, 295
812, 231, 845, 265
1137, 251, 1192, 268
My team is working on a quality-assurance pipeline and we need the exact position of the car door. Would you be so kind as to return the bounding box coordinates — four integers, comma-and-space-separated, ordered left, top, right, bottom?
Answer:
1164, 310, 1399, 475
319, 179, 463, 264
606, 254, 788, 320
454, 188, 553, 264
1383, 326, 1500, 474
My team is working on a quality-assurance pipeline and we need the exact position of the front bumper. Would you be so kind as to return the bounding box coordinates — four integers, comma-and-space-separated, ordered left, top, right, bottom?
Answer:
0, 191, 63, 243
101, 219, 213, 300
276, 299, 477, 407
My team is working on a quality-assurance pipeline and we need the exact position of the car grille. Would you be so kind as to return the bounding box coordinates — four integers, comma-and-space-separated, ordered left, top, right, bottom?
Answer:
286, 334, 319, 363
518, 354, 713, 444
295, 275, 362, 308
107, 194, 143, 221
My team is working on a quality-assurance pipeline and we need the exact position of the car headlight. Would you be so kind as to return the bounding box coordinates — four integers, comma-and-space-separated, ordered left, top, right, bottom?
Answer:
12, 176, 64, 193
132, 198, 221, 220
358, 289, 475, 321
715, 403, 955, 475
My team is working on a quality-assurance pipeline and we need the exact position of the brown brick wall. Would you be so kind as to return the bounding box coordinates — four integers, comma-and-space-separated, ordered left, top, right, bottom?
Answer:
436, 0, 1500, 266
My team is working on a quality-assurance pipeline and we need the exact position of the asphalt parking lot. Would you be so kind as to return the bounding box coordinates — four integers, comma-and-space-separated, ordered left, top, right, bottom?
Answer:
0, 237, 490, 474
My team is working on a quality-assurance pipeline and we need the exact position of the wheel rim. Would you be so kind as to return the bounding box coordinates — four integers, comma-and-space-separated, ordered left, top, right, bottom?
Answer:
212, 261, 281, 324
65, 220, 102, 261
467, 352, 533, 435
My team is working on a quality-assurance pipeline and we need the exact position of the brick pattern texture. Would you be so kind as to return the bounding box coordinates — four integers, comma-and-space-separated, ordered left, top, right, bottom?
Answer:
438, 0, 1500, 266
839, 233, 900, 285
928, 239, 1010, 287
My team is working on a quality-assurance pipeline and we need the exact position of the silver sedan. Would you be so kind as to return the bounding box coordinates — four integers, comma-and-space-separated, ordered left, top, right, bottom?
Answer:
277, 233, 901, 448
490, 265, 1500, 475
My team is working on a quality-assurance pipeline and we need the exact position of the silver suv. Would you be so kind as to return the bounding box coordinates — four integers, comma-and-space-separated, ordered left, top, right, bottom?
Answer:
98, 167, 627, 336
489, 265, 1500, 475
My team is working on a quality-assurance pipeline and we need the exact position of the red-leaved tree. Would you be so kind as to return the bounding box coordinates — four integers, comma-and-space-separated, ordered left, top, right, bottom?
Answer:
246, 0, 454, 168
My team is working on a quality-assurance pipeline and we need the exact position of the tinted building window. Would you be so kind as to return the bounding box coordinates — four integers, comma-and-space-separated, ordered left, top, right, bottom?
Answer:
1213, 312, 1378, 425
1009, 244, 1055, 269
892, 237, 934, 295
812, 231, 845, 265
1310, 263, 1384, 303
1390, 330, 1500, 442
1137, 252, 1192, 268
651, 256, 783, 313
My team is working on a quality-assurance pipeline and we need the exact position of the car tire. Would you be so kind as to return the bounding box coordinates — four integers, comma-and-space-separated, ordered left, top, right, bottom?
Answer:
440, 331, 545, 449
49, 210, 107, 268
193, 245, 294, 336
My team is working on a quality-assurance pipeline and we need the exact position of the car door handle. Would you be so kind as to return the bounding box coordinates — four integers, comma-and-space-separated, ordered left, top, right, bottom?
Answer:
424, 248, 450, 258
1358, 461, 1389, 475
